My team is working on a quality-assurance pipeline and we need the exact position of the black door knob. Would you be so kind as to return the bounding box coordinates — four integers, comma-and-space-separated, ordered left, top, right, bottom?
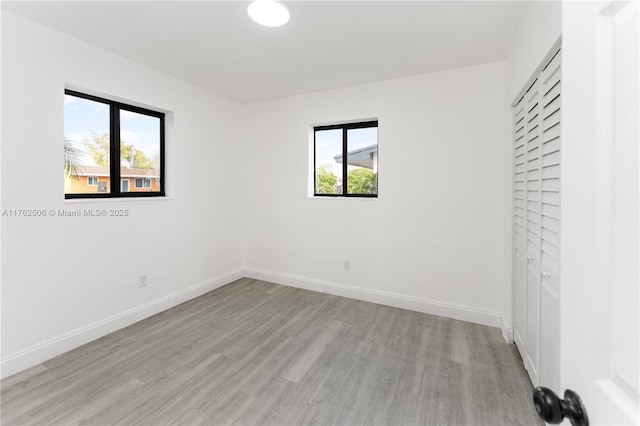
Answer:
533, 387, 589, 426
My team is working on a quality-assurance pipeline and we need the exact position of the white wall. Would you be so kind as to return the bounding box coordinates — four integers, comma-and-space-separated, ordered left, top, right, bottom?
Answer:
1, 12, 245, 377
242, 62, 507, 327
502, 1, 562, 339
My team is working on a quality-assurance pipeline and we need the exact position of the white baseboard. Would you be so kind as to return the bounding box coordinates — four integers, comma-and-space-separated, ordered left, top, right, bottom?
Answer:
1, 267, 244, 379
501, 316, 514, 343
244, 267, 502, 328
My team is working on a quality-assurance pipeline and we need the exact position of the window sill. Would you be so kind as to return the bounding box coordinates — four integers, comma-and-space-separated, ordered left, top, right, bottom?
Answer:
64, 196, 175, 204
308, 195, 379, 200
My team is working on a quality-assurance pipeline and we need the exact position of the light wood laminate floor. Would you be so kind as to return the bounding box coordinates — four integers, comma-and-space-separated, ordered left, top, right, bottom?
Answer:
1, 278, 543, 425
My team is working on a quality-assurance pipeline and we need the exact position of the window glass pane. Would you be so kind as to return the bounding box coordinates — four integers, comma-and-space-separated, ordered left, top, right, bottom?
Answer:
135, 178, 151, 188
120, 110, 161, 193
64, 94, 110, 194
346, 127, 378, 195
315, 129, 343, 194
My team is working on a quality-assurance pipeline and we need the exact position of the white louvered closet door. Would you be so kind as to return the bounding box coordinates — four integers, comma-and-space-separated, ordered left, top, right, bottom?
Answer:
512, 46, 561, 388
538, 49, 561, 390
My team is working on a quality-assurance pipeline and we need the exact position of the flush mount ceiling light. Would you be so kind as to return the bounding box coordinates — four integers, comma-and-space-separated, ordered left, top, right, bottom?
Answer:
248, 0, 290, 27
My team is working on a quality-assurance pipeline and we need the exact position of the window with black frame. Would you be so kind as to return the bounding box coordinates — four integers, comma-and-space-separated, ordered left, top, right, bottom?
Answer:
314, 121, 378, 197
64, 89, 165, 199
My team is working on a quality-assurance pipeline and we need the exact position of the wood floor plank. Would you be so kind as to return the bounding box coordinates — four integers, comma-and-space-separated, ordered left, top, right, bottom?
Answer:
1, 278, 543, 425
282, 319, 345, 383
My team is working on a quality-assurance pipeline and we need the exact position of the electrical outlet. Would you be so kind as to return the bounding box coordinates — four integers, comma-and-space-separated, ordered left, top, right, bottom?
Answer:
139, 274, 148, 288
343, 260, 350, 271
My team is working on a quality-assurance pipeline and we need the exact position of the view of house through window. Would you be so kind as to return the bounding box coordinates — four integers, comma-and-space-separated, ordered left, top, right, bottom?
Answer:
135, 178, 151, 188
64, 90, 164, 199
314, 121, 378, 197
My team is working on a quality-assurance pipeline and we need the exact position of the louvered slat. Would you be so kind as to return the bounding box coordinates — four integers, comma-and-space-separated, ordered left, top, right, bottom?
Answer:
542, 178, 560, 192
541, 227, 560, 248
542, 138, 560, 156
542, 164, 560, 179
541, 191, 559, 206
542, 150, 559, 167
541, 203, 559, 219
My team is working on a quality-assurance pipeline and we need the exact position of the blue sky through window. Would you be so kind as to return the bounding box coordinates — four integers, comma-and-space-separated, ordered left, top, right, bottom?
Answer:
64, 94, 160, 168
315, 126, 377, 181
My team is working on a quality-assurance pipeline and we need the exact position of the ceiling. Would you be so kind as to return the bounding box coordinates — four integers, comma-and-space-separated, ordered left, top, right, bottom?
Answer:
2, 1, 529, 103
